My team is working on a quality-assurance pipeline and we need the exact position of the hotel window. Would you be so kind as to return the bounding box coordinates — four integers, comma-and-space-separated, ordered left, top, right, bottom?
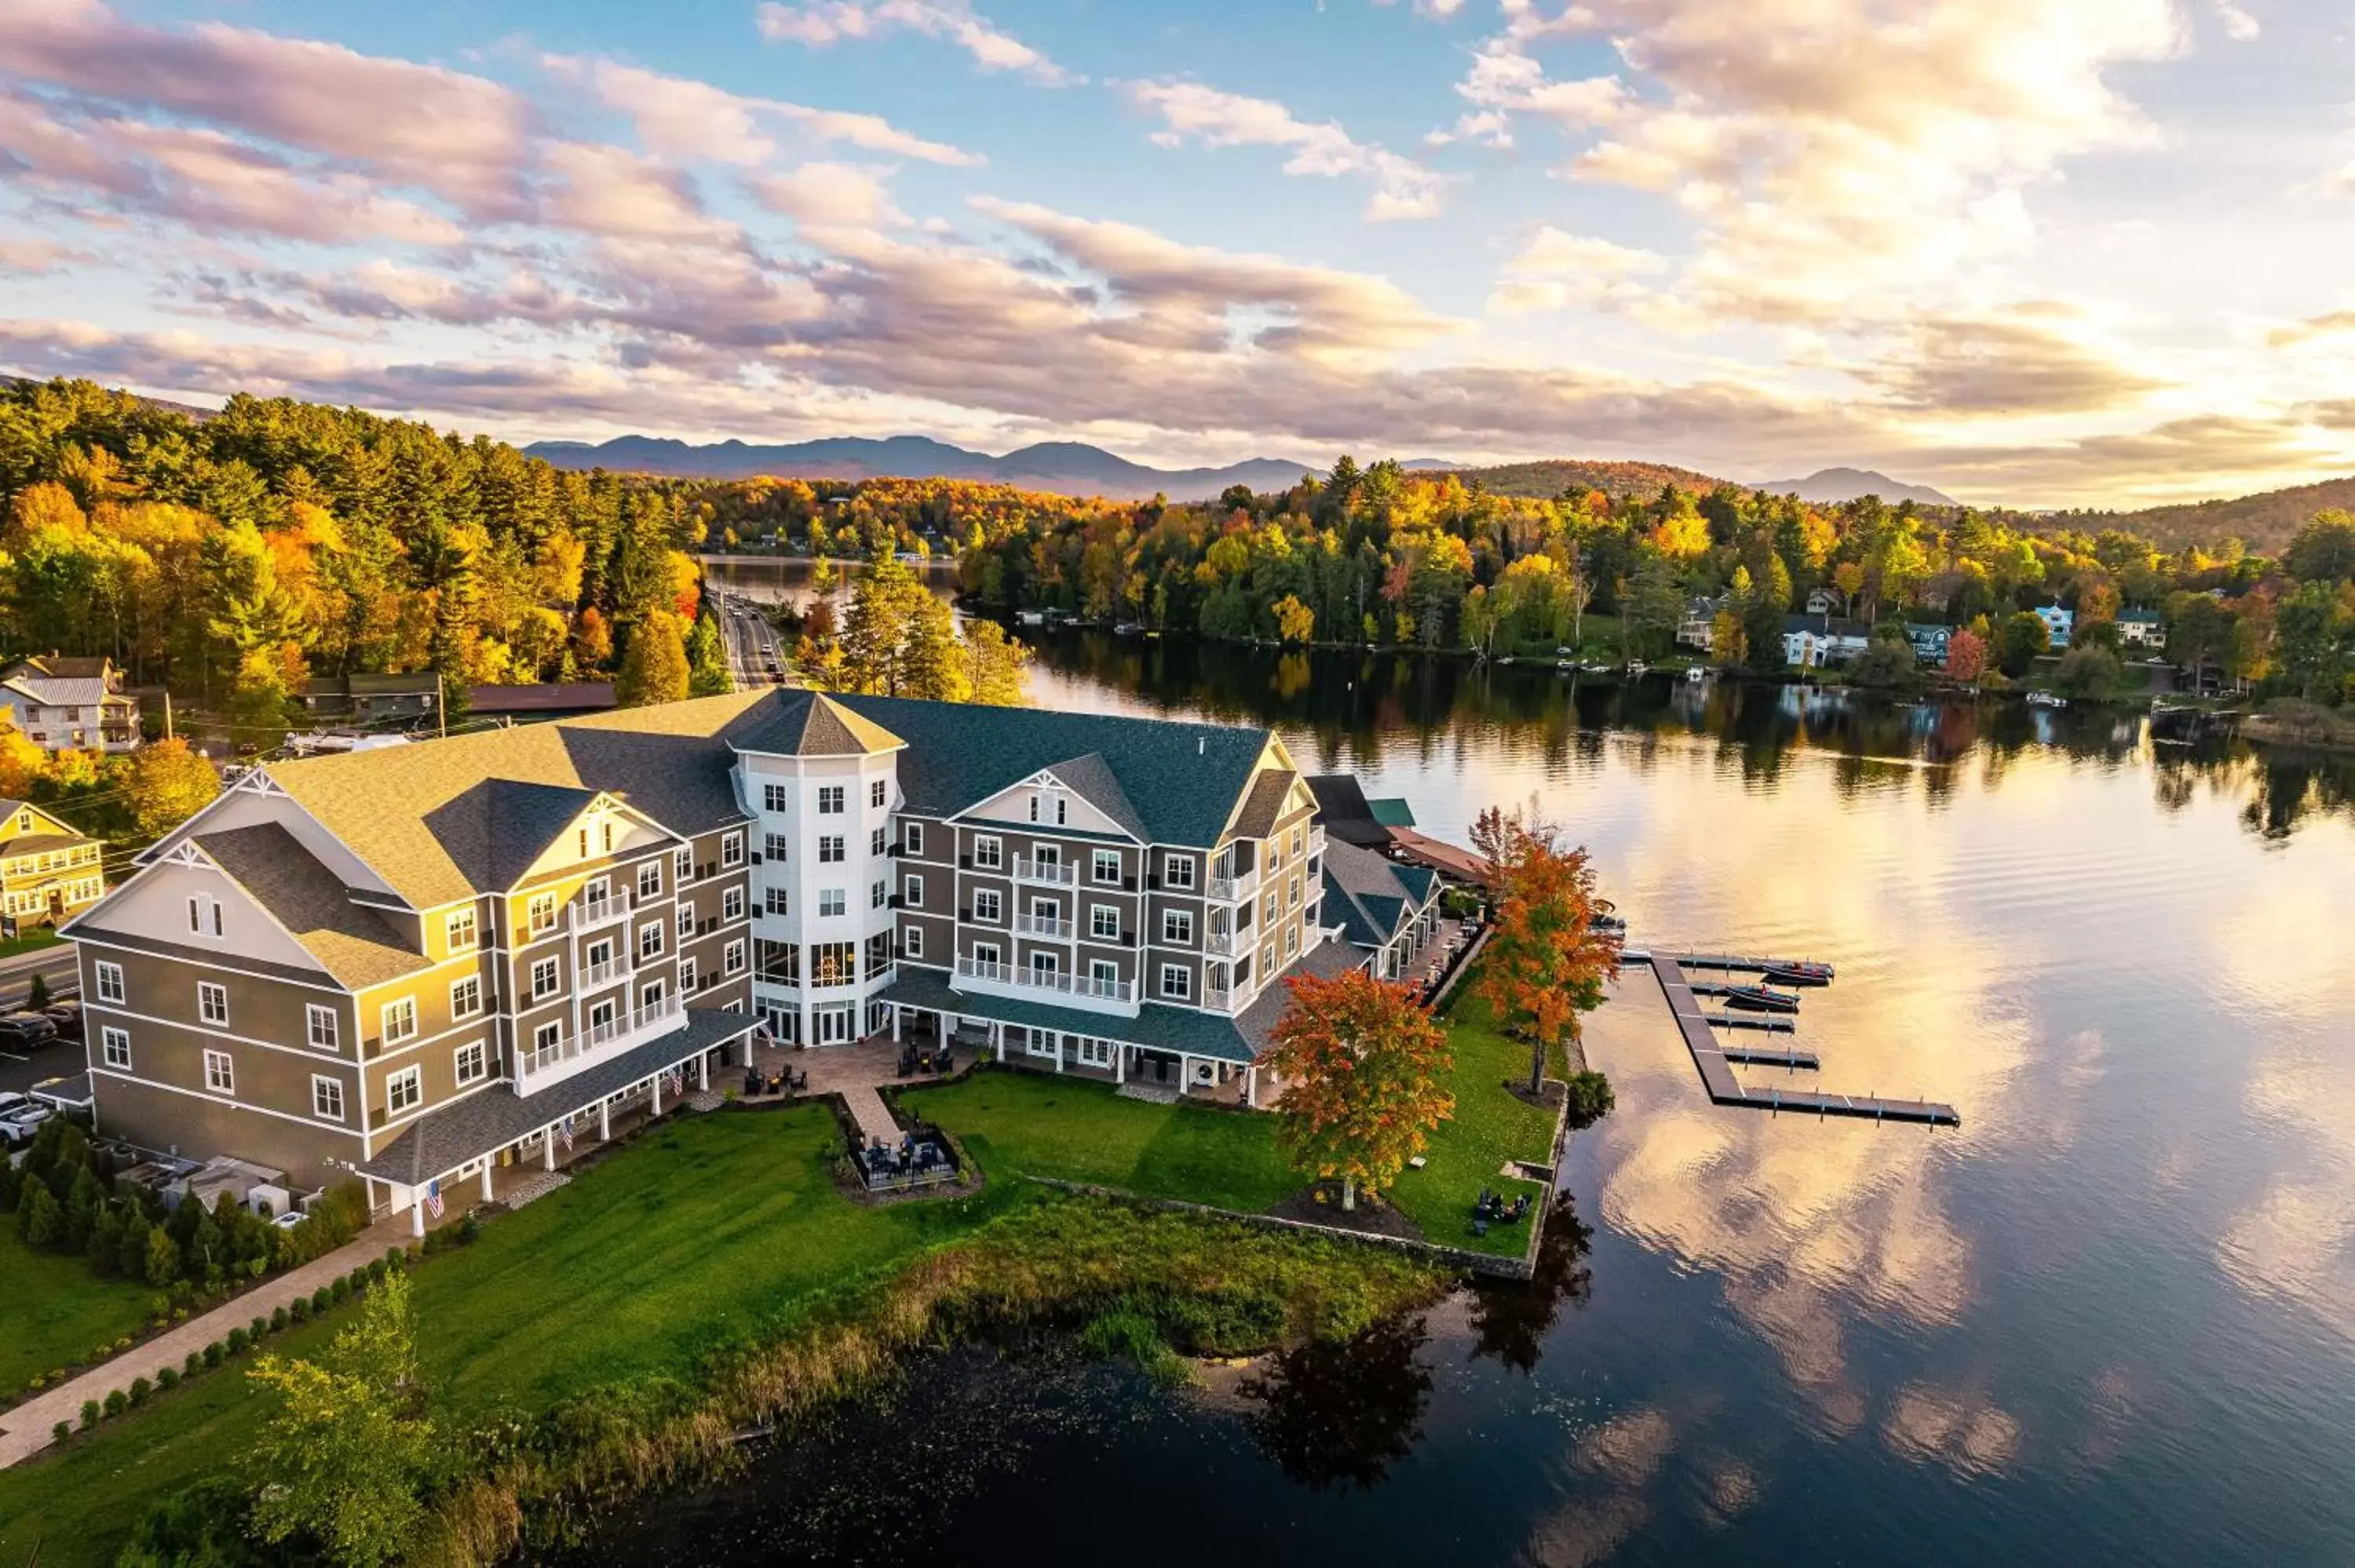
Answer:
1159, 965, 1191, 1001
722, 886, 745, 921
1090, 959, 1119, 991
603, 820, 615, 854
638, 861, 663, 900
531, 957, 560, 999
306, 1004, 338, 1050
1262, 942, 1277, 975
721, 831, 743, 868
1288, 877, 1302, 910
1090, 904, 1119, 940
765, 886, 790, 916
818, 786, 845, 815
1284, 924, 1300, 959
1075, 1037, 1113, 1069
820, 888, 846, 917
902, 925, 923, 959
446, 906, 478, 951
1163, 854, 1195, 890
204, 1048, 234, 1095
973, 940, 1002, 967
95, 960, 125, 1004
871, 826, 886, 856
382, 996, 417, 1044
1162, 909, 1194, 945
450, 975, 482, 1020
1291, 826, 1305, 856
100, 1026, 130, 1070
1092, 849, 1119, 884
681, 956, 698, 991
765, 832, 790, 862
187, 892, 224, 938
871, 779, 887, 809
454, 1041, 487, 1086
973, 888, 1002, 922
903, 874, 922, 909
198, 981, 229, 1026
819, 835, 845, 864
725, 939, 747, 975
871, 879, 888, 910
903, 822, 924, 855
312, 1075, 345, 1122
534, 1020, 561, 1057
676, 847, 694, 885
972, 835, 1002, 870
677, 904, 693, 941
528, 892, 558, 935
639, 921, 664, 960
763, 783, 791, 812
387, 1065, 421, 1115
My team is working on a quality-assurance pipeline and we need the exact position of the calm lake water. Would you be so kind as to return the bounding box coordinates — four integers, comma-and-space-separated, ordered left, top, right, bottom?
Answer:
656, 567, 2355, 1566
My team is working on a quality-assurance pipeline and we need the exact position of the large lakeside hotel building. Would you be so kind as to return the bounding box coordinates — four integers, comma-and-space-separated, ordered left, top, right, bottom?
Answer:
61, 690, 1440, 1232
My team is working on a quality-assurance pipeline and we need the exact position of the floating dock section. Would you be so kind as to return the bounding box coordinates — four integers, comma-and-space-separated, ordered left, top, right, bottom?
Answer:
1650, 956, 1959, 1128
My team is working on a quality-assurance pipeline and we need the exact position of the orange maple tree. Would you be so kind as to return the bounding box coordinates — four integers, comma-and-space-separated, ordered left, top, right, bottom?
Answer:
1472, 804, 1623, 1095
1262, 967, 1453, 1212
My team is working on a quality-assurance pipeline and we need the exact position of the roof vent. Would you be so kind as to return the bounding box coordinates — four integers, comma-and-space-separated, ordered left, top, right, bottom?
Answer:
1197, 736, 1205, 755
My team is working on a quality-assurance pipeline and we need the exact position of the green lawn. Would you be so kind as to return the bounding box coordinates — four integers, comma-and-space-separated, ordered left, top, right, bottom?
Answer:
902, 1071, 1301, 1213
0, 1103, 1013, 1568
0, 1229, 159, 1397
907, 1001, 1562, 1260
0, 927, 63, 961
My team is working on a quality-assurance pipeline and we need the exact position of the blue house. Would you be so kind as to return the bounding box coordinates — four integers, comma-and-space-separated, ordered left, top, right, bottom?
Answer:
1904, 624, 1952, 665
2033, 604, 2075, 649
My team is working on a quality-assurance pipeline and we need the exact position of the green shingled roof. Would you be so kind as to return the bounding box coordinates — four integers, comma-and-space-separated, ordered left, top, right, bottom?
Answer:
827, 694, 1271, 848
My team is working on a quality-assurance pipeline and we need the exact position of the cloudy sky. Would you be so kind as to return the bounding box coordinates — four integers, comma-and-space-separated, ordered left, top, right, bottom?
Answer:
2, 0, 2353, 508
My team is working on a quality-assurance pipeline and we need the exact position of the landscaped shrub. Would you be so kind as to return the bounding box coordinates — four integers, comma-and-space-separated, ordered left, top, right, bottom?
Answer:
51, 1420, 69, 1446
225, 1327, 249, 1355
385, 1245, 407, 1271
26, 1374, 43, 1391
129, 1376, 152, 1406
202, 1341, 223, 1369
365, 1259, 387, 1285
328, 1276, 349, 1304
250, 1315, 267, 1340
312, 1285, 332, 1312
289, 1295, 309, 1323
157, 1365, 179, 1391
78, 1399, 98, 1430
104, 1388, 127, 1417
1564, 1070, 1616, 1129
184, 1351, 201, 1377
271, 1304, 289, 1332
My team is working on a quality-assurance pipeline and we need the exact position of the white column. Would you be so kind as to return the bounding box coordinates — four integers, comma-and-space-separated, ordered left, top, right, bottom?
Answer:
892, 1005, 902, 1042
1053, 1032, 1064, 1074
1246, 1066, 1258, 1109
409, 1190, 425, 1237
698, 1052, 710, 1092
652, 1074, 663, 1116
543, 1133, 556, 1171
480, 1162, 494, 1202
1115, 1045, 1126, 1085
599, 1098, 611, 1141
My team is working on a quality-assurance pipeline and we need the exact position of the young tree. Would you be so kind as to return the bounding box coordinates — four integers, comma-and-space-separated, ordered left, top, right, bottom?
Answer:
1261, 968, 1453, 1212
1473, 804, 1623, 1096
247, 1273, 433, 1568
685, 610, 732, 697
229, 647, 294, 753
1944, 625, 1988, 685
124, 738, 220, 839
960, 619, 1031, 707
1272, 593, 1316, 644
615, 610, 690, 707
1997, 611, 2051, 677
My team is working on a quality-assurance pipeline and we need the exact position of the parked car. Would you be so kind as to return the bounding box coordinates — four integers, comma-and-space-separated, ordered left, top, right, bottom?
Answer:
271, 1210, 308, 1231
0, 1100, 53, 1146
42, 1001, 82, 1041
0, 1012, 58, 1050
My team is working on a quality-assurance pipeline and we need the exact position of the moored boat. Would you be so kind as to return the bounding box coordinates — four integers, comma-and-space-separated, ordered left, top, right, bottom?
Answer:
1760, 960, 1833, 987
1723, 983, 1801, 1014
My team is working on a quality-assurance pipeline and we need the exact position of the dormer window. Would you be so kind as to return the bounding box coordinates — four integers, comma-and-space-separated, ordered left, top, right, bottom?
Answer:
446, 907, 478, 952
187, 893, 224, 939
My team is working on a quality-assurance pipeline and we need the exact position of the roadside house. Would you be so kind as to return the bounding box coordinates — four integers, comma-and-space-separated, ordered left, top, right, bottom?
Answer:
0, 799, 105, 927
0, 655, 141, 754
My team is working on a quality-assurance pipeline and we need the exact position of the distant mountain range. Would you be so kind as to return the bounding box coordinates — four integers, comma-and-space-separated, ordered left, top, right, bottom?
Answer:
524, 434, 1349, 501
1754, 467, 1959, 507
2102, 475, 2355, 555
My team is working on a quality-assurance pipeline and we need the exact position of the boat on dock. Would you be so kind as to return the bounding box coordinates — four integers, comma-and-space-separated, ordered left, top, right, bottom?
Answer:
2027, 691, 2068, 709
1722, 983, 1801, 1014
1759, 960, 1834, 987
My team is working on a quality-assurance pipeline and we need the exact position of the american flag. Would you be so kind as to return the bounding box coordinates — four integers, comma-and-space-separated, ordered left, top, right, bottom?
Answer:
423, 1179, 444, 1220
559, 1115, 575, 1151
666, 1067, 685, 1097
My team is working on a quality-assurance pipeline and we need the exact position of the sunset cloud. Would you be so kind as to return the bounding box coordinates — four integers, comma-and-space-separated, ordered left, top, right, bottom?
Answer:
1124, 80, 1449, 221
754, 0, 1074, 86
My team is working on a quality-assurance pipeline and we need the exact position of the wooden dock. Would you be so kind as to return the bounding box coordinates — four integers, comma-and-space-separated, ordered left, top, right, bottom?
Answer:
1650, 957, 1959, 1128
1704, 1015, 1796, 1034
1673, 952, 1831, 975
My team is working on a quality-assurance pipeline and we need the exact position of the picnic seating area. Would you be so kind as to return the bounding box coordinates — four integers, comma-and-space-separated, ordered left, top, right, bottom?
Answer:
854, 1123, 961, 1192
1415, 914, 1483, 1005
1468, 1186, 1534, 1238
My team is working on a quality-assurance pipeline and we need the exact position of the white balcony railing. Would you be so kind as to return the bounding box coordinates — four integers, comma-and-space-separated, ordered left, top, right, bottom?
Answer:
1013, 858, 1077, 887
1204, 985, 1234, 1012
580, 957, 630, 989
954, 956, 1137, 1016
514, 993, 685, 1091
1203, 926, 1240, 957
1017, 914, 1073, 939
567, 893, 633, 935
1207, 866, 1260, 903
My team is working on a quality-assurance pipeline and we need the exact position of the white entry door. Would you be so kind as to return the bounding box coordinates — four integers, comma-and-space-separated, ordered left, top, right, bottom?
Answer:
816, 1005, 855, 1045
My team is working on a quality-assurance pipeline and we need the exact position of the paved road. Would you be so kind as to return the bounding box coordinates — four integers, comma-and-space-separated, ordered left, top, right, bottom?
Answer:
710, 588, 788, 689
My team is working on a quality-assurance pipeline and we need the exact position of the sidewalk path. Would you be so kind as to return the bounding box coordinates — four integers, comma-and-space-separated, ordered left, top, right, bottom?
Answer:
839, 1084, 902, 1148
0, 1216, 411, 1469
